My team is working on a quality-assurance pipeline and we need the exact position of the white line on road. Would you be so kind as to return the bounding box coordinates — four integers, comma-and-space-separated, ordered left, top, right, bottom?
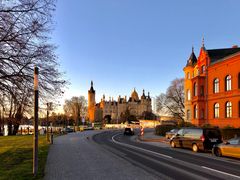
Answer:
202, 166, 240, 179
112, 133, 172, 159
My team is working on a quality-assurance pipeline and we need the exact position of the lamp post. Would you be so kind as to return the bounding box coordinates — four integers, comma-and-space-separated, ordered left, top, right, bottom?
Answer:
33, 66, 39, 176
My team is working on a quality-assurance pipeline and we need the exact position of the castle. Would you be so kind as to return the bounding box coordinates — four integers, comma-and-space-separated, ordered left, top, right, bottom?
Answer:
183, 41, 240, 128
87, 81, 152, 123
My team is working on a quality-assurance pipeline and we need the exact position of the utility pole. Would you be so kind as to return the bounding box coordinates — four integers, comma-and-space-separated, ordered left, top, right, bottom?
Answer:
33, 66, 39, 176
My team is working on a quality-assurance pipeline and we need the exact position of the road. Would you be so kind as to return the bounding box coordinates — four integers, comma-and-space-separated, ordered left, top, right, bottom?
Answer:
93, 130, 240, 180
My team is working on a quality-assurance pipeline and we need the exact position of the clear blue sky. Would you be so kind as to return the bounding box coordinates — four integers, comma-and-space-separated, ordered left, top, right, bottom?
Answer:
51, 0, 240, 104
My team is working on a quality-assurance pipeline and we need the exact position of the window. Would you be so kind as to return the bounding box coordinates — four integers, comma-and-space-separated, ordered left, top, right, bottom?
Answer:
225, 101, 232, 118
239, 101, 240, 117
213, 78, 219, 93
187, 72, 190, 79
225, 75, 232, 91
194, 105, 198, 119
214, 103, 220, 118
200, 86, 204, 96
238, 73, 240, 89
194, 83, 198, 96
201, 109, 204, 119
187, 89, 191, 100
201, 65, 206, 73
187, 110, 190, 120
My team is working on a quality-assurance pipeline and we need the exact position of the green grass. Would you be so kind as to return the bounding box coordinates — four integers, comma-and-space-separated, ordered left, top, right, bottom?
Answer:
0, 135, 49, 180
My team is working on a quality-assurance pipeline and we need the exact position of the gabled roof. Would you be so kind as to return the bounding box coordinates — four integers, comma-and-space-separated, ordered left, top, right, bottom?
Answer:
207, 47, 240, 64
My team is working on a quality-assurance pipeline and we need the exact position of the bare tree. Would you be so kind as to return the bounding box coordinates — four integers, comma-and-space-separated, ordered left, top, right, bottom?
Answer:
63, 96, 87, 127
156, 78, 185, 121
0, 0, 67, 135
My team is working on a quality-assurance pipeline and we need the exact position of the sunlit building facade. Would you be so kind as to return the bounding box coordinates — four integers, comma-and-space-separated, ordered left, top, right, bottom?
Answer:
183, 42, 240, 128
87, 81, 152, 122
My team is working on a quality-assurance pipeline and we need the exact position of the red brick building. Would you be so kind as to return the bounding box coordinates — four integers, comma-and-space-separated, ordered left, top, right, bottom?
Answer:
183, 42, 240, 128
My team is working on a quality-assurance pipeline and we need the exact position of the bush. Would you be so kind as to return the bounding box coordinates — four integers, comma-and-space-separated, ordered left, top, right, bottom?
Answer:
221, 127, 240, 140
155, 125, 176, 136
178, 121, 196, 128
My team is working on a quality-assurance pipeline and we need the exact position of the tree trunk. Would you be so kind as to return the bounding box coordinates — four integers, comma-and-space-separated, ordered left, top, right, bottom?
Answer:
8, 120, 13, 135
13, 123, 20, 135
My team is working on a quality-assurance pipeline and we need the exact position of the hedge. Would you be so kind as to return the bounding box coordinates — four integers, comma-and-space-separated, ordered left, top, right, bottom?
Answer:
221, 128, 240, 140
155, 124, 240, 139
155, 125, 177, 136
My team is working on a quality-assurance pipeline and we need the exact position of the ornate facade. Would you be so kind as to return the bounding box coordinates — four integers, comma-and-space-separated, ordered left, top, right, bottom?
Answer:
87, 81, 152, 122
183, 41, 240, 128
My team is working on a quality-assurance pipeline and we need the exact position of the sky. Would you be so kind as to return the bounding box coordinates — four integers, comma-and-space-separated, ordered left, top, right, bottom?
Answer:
51, 0, 240, 108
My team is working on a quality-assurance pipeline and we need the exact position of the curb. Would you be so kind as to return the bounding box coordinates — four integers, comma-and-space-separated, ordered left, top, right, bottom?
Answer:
137, 136, 169, 144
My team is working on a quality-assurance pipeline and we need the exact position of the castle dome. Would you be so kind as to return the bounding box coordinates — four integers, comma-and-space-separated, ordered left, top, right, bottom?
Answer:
131, 88, 139, 101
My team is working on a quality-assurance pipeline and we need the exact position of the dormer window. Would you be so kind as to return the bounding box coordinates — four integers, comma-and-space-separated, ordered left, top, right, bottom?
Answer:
201, 65, 206, 73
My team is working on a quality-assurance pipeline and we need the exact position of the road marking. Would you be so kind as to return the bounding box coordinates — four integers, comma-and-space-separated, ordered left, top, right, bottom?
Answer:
202, 166, 240, 179
112, 133, 172, 159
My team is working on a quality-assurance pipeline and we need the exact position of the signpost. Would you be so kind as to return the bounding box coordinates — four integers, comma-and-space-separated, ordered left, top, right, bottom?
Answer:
33, 66, 39, 176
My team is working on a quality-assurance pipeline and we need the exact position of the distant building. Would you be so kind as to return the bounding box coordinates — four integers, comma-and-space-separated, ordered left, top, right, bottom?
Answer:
87, 81, 152, 122
183, 41, 240, 128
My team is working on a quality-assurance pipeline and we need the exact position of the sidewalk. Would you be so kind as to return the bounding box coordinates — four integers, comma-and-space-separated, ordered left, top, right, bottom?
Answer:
138, 131, 169, 144
44, 130, 158, 180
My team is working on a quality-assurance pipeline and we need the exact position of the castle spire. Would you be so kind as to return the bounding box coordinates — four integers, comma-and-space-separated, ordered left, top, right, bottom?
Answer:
89, 80, 95, 93
202, 37, 205, 48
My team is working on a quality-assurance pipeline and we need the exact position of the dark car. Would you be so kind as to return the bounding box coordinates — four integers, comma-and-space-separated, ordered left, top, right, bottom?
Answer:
170, 127, 222, 152
165, 129, 179, 139
124, 128, 134, 136
212, 137, 240, 158
64, 127, 74, 133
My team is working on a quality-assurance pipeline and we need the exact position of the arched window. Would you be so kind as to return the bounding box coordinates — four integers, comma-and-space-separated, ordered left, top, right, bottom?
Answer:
187, 89, 191, 101
186, 109, 190, 120
239, 101, 240, 117
225, 75, 232, 91
214, 103, 219, 118
238, 73, 240, 89
194, 83, 198, 96
194, 105, 198, 119
213, 78, 219, 93
200, 109, 204, 119
201, 65, 206, 73
226, 101, 232, 118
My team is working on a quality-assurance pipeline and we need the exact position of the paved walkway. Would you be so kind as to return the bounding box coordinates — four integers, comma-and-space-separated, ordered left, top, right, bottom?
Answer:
44, 130, 158, 180
138, 131, 169, 143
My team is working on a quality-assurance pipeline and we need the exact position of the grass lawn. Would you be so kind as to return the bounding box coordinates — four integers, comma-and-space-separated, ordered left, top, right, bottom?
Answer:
0, 135, 49, 180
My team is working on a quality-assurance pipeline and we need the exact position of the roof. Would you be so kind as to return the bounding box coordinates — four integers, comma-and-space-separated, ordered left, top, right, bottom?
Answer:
207, 47, 240, 64
88, 81, 95, 93
186, 51, 197, 67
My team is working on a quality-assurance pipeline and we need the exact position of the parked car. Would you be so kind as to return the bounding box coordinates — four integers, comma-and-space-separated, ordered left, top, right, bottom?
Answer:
64, 127, 74, 133
170, 127, 222, 152
212, 137, 240, 158
124, 127, 134, 136
165, 129, 179, 139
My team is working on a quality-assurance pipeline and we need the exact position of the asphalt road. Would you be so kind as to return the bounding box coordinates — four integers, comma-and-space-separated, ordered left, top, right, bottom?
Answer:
93, 130, 240, 180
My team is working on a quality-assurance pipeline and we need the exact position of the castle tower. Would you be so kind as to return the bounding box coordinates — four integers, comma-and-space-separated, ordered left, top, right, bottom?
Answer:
88, 81, 96, 122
